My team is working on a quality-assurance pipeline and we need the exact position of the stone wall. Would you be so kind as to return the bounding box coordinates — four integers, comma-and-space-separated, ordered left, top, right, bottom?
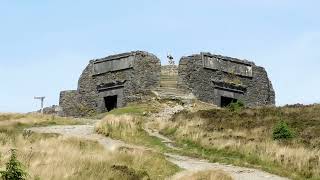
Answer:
59, 90, 82, 117
178, 52, 275, 107
59, 51, 161, 116
161, 65, 178, 75
59, 50, 276, 117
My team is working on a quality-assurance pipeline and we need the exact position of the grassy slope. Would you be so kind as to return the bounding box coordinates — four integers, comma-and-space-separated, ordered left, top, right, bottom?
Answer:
161, 105, 320, 180
0, 113, 179, 180
96, 102, 320, 180
191, 105, 320, 147
96, 115, 170, 153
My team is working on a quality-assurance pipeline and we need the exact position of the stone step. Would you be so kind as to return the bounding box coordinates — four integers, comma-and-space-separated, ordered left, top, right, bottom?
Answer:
160, 77, 178, 88
160, 79, 177, 82
161, 74, 178, 76
160, 78, 178, 81
160, 77, 178, 80
161, 86, 177, 88
156, 87, 182, 91
160, 86, 178, 89
160, 74, 178, 77
160, 84, 178, 88
160, 71, 178, 76
160, 81, 177, 85
155, 88, 187, 95
151, 88, 196, 104
161, 82, 177, 85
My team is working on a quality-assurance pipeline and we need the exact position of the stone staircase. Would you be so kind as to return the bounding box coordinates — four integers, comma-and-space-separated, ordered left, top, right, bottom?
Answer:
152, 65, 195, 104
160, 74, 178, 88
159, 65, 178, 88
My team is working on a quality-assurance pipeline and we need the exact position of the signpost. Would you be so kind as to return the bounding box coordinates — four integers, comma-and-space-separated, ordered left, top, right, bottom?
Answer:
34, 96, 45, 113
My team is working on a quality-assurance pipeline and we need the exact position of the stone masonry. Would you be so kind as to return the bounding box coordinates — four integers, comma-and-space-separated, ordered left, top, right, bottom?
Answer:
59, 51, 275, 116
59, 51, 161, 117
178, 52, 275, 107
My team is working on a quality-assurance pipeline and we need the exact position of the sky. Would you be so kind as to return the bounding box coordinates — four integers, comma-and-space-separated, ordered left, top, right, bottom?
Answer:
0, 0, 319, 112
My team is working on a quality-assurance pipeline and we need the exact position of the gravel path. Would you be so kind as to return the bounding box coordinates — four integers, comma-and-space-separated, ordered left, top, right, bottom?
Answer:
27, 125, 143, 152
145, 127, 288, 180
166, 153, 287, 180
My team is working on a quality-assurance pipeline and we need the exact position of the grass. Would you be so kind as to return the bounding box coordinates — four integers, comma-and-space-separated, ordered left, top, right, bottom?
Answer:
96, 114, 169, 152
0, 113, 84, 142
95, 101, 320, 180
0, 112, 180, 179
173, 139, 294, 179
173, 169, 233, 180
95, 106, 145, 118
0, 113, 25, 121
0, 134, 178, 180
0, 113, 83, 128
93, 100, 165, 119
157, 105, 320, 180
94, 100, 175, 152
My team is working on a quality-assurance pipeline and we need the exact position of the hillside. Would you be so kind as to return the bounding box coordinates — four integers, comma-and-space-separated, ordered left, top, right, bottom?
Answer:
0, 102, 319, 180
94, 101, 320, 180
157, 104, 320, 179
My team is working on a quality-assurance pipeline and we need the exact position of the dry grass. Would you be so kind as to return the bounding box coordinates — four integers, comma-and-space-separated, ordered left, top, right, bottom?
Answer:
96, 114, 142, 138
172, 170, 233, 180
0, 113, 81, 127
92, 102, 320, 179
95, 114, 170, 152
0, 112, 179, 179
0, 134, 177, 180
153, 105, 320, 180
0, 113, 25, 121
94, 100, 165, 119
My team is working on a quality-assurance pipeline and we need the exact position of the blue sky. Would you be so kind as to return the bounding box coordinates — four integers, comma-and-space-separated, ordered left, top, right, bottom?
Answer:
0, 0, 319, 112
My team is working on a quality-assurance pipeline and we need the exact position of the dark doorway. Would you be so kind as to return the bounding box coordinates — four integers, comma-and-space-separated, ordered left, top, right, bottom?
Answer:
104, 95, 118, 111
220, 96, 237, 107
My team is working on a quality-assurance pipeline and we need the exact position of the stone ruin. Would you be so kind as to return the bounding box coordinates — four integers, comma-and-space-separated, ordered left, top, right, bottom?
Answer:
59, 51, 160, 116
59, 51, 275, 116
178, 52, 275, 107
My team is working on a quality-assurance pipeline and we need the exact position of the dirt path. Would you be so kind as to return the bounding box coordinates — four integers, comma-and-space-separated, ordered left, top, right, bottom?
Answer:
145, 106, 289, 180
27, 125, 144, 152
145, 127, 288, 180
166, 153, 287, 180
27, 107, 289, 180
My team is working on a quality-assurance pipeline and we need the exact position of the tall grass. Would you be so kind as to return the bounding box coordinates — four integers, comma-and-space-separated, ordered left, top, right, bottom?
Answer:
96, 114, 169, 151
0, 134, 178, 179
154, 106, 320, 180
96, 114, 143, 139
92, 102, 320, 179
0, 113, 82, 128
0, 112, 179, 179
0, 113, 25, 122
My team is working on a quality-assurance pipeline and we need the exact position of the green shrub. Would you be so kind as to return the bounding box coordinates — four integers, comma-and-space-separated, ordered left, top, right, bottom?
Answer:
227, 100, 245, 112
272, 121, 295, 140
0, 149, 28, 180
